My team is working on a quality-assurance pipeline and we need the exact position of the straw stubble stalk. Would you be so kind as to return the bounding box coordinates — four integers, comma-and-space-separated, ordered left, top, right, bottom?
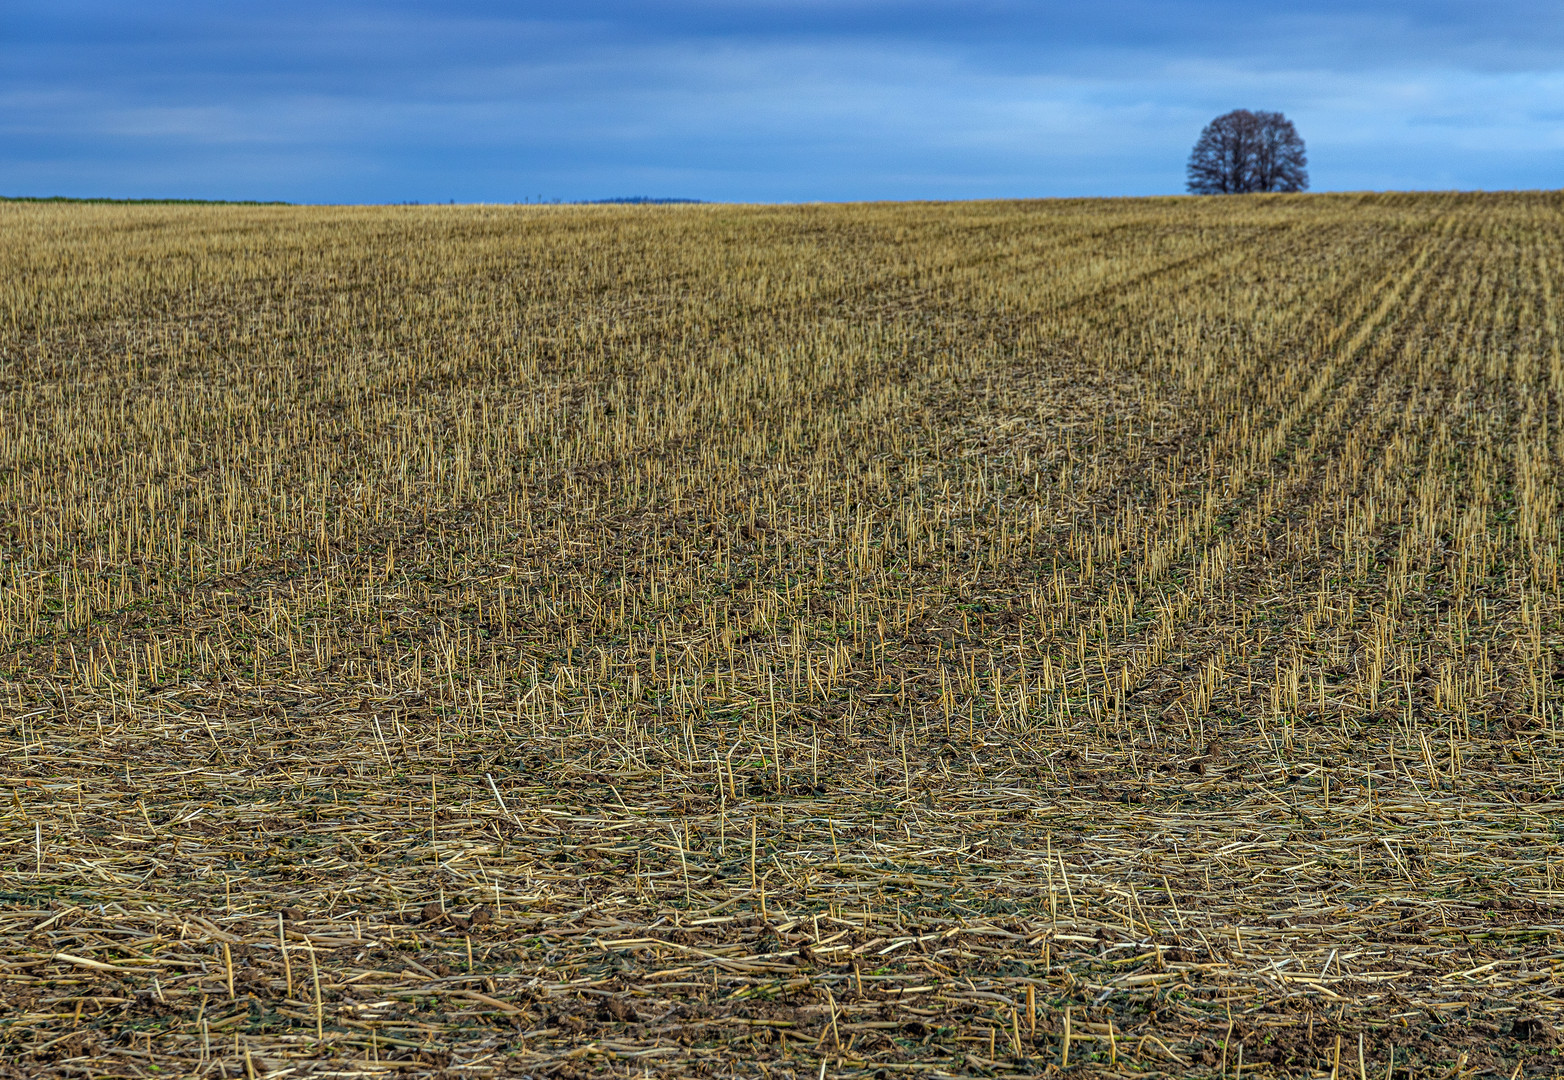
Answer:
307, 937, 323, 1043
669, 823, 692, 906
278, 914, 293, 999
824, 984, 842, 1050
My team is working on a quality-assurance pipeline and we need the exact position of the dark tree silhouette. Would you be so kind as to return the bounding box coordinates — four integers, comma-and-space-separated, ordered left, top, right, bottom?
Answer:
1187, 110, 1308, 194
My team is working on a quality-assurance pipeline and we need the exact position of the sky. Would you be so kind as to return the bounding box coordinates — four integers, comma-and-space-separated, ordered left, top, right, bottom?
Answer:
3, 1, 1563, 204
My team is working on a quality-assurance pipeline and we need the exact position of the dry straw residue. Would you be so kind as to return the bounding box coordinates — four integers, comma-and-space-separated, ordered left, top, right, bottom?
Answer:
0, 194, 1561, 1077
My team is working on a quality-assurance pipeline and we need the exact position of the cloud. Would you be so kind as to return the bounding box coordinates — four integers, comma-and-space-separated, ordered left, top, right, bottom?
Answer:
2, 1, 1562, 201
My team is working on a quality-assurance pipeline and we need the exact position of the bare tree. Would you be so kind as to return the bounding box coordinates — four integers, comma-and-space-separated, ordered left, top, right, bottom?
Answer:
1187, 110, 1308, 194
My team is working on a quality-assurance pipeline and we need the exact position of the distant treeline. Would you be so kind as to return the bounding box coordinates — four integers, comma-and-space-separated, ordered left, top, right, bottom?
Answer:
582, 197, 704, 205
2, 195, 292, 205
3, 194, 704, 207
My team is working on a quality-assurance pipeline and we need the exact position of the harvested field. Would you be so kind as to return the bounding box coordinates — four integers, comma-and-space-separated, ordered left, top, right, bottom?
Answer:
1, 192, 1563, 1078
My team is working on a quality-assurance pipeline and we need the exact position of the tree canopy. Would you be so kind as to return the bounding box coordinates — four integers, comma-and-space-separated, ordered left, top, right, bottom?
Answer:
1187, 110, 1308, 195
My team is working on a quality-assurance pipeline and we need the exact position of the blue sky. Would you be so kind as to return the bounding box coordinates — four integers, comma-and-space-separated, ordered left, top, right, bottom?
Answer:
4, 1, 1563, 203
